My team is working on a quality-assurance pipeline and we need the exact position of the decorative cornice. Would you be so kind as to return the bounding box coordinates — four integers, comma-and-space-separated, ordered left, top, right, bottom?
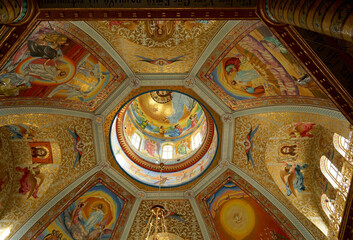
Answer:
36, 8, 258, 21
231, 105, 346, 120
0, 107, 95, 119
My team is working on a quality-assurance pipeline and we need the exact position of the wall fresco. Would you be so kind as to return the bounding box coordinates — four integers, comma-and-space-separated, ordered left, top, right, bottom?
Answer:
36, 182, 125, 240
123, 92, 208, 164
197, 171, 306, 240
88, 20, 225, 73
198, 21, 334, 110
111, 115, 217, 187
206, 180, 290, 240
22, 172, 135, 240
0, 21, 126, 111
233, 112, 350, 238
0, 114, 96, 239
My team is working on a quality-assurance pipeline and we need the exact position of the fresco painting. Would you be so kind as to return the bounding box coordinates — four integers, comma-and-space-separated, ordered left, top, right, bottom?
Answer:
108, 20, 212, 47
68, 128, 85, 169
0, 22, 112, 101
16, 164, 46, 199
88, 20, 224, 73
210, 25, 326, 101
206, 181, 290, 240
243, 125, 259, 167
266, 122, 318, 199
135, 55, 185, 66
113, 115, 217, 187
124, 110, 207, 164
36, 182, 125, 240
5, 124, 37, 140
129, 91, 205, 139
29, 142, 53, 164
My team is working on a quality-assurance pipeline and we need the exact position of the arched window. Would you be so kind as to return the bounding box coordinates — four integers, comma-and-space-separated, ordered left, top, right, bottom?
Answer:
320, 155, 343, 189
131, 133, 141, 150
321, 194, 335, 219
162, 145, 173, 160
191, 132, 202, 150
333, 133, 351, 160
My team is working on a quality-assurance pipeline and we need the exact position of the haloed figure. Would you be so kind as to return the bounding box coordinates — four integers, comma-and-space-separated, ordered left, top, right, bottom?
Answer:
31, 146, 48, 159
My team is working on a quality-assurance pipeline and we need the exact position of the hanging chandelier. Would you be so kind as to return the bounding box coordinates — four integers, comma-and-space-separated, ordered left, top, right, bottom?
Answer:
140, 163, 184, 240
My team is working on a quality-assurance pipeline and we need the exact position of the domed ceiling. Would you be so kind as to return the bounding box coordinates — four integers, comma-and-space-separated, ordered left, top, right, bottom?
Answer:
110, 90, 217, 187
0, 16, 351, 240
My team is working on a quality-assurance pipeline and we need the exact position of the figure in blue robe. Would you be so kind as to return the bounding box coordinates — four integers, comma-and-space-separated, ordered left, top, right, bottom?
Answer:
285, 164, 308, 197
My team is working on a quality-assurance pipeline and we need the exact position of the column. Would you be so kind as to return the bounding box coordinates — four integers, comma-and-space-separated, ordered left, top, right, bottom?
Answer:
261, 0, 353, 42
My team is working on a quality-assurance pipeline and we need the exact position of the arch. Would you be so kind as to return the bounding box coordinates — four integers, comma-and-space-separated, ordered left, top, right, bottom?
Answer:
333, 133, 351, 160
162, 144, 174, 160
320, 155, 343, 189
191, 131, 202, 150
321, 194, 335, 219
131, 132, 142, 150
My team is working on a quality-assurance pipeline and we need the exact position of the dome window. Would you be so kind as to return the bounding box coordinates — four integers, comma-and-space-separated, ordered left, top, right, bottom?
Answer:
192, 132, 202, 150
131, 133, 141, 150
162, 145, 173, 160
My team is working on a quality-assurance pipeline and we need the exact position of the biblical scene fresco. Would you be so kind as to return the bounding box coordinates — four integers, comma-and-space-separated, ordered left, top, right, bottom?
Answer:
232, 112, 350, 237
197, 171, 306, 240
206, 180, 290, 240
36, 182, 125, 240
88, 20, 225, 73
124, 115, 207, 165
0, 114, 96, 238
122, 91, 208, 164
112, 116, 217, 187
128, 91, 205, 140
210, 25, 325, 100
198, 21, 332, 110
0, 22, 115, 108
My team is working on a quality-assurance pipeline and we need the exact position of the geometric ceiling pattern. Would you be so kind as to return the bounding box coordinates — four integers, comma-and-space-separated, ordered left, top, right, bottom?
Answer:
0, 12, 351, 240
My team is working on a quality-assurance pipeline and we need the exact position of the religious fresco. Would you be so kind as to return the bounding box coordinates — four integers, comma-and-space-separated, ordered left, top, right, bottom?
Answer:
22, 173, 134, 240
87, 20, 225, 73
128, 91, 205, 140
197, 171, 305, 240
121, 91, 209, 165
0, 21, 126, 111
111, 115, 217, 187
0, 114, 96, 238
206, 180, 290, 240
128, 199, 203, 240
36, 182, 125, 240
232, 112, 350, 238
198, 21, 333, 110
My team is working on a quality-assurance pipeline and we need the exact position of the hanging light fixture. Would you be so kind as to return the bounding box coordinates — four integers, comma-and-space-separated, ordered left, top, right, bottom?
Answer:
140, 163, 184, 240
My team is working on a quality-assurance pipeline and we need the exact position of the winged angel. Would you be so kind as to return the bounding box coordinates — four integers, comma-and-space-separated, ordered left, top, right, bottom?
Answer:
280, 164, 308, 197
16, 164, 45, 199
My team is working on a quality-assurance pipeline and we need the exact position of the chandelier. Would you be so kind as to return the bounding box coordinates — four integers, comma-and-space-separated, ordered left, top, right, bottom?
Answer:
140, 163, 184, 240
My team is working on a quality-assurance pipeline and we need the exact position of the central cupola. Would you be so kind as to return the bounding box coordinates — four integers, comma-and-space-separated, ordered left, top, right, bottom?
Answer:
110, 90, 218, 187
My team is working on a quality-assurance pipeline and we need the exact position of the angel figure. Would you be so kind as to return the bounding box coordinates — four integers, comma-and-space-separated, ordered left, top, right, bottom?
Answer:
280, 164, 308, 197
16, 164, 45, 199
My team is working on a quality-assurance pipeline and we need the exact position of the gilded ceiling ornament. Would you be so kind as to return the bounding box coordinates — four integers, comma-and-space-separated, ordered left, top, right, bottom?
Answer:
129, 77, 140, 88
95, 115, 104, 125
222, 113, 233, 123
184, 190, 194, 199
150, 91, 173, 104
218, 160, 230, 168
137, 191, 146, 199
184, 77, 195, 88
